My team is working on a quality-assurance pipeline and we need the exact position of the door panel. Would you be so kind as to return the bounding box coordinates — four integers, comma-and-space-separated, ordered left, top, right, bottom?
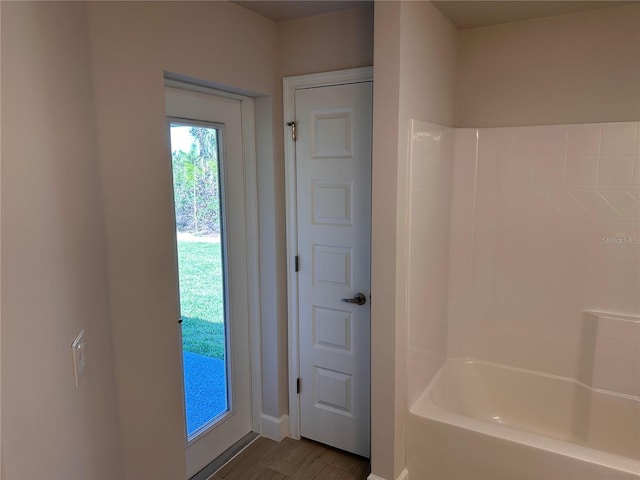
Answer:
165, 87, 252, 478
295, 82, 372, 457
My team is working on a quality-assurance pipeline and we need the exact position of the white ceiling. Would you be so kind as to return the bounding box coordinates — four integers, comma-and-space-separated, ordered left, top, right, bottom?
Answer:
432, 1, 637, 29
233, 0, 636, 27
232, 1, 370, 22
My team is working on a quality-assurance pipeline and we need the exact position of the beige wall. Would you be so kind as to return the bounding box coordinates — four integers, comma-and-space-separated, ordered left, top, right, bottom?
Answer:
399, 2, 458, 128
371, 2, 457, 479
456, 3, 640, 127
277, 5, 374, 77
254, 92, 289, 419
1, 3, 123, 479
86, 3, 278, 478
371, 3, 401, 478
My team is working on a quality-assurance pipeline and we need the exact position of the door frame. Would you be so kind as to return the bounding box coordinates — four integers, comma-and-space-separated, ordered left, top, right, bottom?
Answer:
165, 78, 263, 440
283, 67, 373, 439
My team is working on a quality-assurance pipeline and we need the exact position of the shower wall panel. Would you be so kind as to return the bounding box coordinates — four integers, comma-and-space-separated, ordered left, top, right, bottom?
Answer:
448, 122, 640, 378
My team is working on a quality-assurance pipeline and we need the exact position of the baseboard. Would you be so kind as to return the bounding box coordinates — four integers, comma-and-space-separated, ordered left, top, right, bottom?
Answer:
397, 469, 409, 480
260, 413, 289, 441
368, 468, 409, 480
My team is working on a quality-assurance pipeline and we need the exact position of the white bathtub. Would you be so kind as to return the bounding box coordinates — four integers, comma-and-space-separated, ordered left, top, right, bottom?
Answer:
408, 359, 640, 479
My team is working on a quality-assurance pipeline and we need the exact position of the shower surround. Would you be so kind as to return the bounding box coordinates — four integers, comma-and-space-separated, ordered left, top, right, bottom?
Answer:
407, 121, 639, 478
449, 122, 639, 376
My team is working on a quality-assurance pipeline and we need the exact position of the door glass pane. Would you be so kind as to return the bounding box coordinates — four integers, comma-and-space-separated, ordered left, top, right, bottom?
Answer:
169, 123, 229, 440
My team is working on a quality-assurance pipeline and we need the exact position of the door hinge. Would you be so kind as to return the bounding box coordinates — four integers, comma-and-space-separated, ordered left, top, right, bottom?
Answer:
286, 121, 297, 142
295, 255, 300, 272
296, 377, 301, 394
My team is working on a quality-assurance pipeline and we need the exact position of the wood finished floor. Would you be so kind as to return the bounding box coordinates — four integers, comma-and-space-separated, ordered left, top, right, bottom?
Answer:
212, 436, 371, 480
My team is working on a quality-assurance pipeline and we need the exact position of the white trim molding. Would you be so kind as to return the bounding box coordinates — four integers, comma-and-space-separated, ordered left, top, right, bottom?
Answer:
368, 468, 409, 480
283, 66, 373, 440
260, 414, 290, 442
397, 469, 409, 480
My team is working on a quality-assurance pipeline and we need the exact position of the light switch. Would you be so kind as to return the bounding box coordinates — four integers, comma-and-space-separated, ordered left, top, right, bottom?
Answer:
72, 330, 86, 389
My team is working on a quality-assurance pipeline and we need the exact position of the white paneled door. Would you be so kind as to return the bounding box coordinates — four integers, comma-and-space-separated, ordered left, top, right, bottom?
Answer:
295, 81, 372, 457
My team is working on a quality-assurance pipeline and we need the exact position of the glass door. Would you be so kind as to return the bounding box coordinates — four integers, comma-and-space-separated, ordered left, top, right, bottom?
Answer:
165, 87, 252, 479
170, 122, 230, 439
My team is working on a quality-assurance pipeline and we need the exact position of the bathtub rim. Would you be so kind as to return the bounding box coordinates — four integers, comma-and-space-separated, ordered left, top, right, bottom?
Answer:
411, 358, 640, 476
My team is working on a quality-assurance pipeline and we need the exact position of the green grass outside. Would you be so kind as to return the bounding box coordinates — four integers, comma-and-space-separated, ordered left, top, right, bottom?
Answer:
177, 239, 226, 360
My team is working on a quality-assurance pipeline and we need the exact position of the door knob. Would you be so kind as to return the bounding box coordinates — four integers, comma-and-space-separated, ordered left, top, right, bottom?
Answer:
342, 293, 367, 306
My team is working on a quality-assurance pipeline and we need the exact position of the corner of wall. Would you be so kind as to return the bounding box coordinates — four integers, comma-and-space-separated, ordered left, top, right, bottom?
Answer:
370, 1, 403, 478
260, 414, 290, 442
367, 467, 409, 480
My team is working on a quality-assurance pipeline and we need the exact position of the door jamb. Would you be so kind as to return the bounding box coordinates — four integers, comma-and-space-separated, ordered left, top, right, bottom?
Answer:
283, 67, 373, 439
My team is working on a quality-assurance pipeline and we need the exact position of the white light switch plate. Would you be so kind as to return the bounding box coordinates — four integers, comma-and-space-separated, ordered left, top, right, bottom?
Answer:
72, 330, 86, 389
